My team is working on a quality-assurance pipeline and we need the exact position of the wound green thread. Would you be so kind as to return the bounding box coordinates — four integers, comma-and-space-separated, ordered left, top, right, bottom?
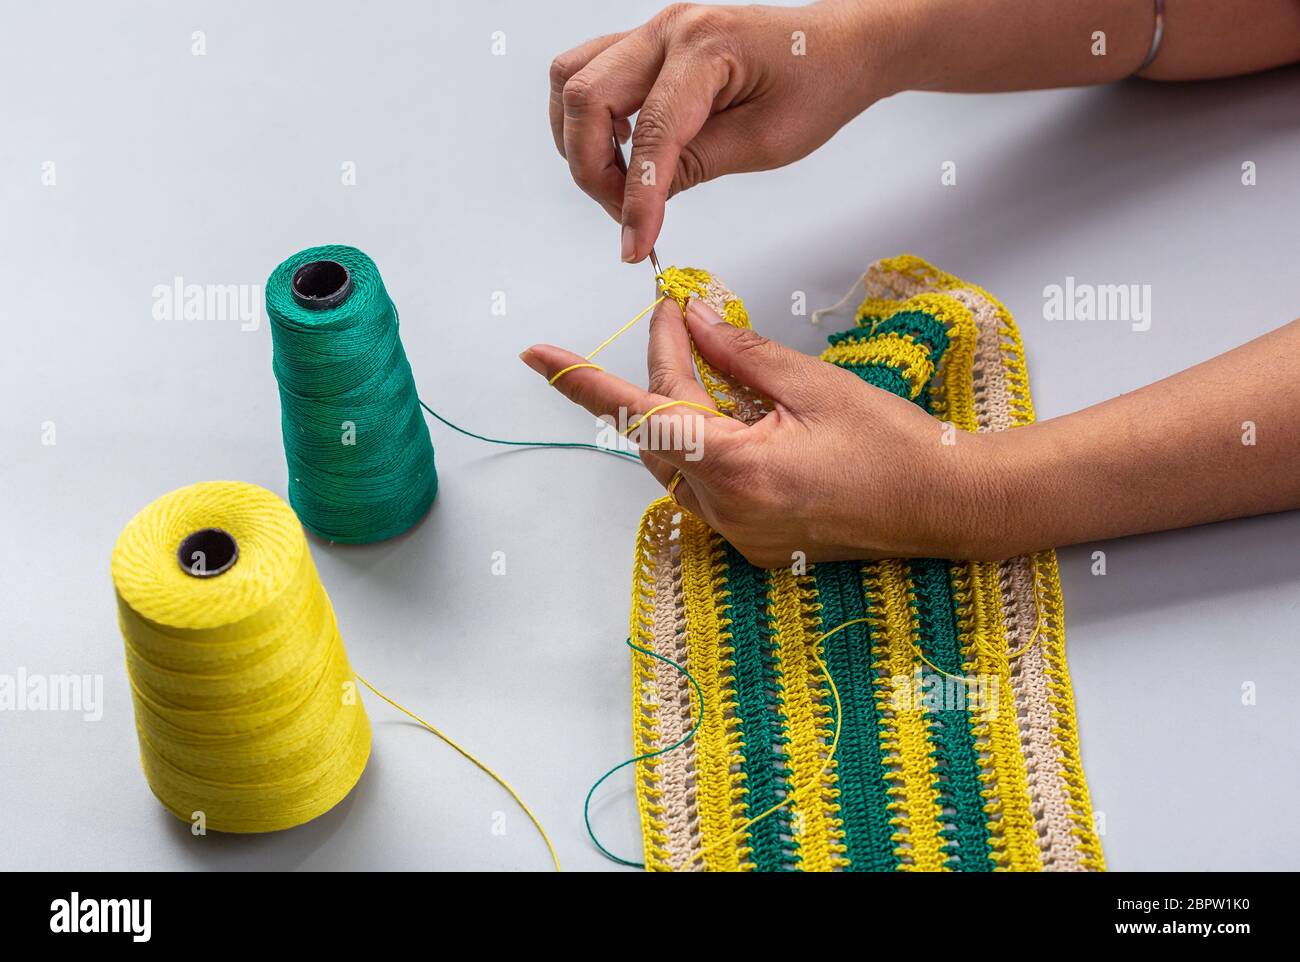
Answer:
267, 245, 437, 544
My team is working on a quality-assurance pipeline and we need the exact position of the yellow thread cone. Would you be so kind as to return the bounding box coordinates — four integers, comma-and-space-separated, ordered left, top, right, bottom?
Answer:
112, 481, 371, 833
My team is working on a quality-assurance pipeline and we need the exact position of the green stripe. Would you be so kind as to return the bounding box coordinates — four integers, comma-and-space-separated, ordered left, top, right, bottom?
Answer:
910, 558, 995, 871
721, 541, 793, 870
815, 561, 899, 871
873, 310, 950, 356
841, 364, 912, 398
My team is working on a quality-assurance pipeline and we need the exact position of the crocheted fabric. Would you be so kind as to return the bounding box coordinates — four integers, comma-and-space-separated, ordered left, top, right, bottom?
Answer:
629, 255, 1104, 872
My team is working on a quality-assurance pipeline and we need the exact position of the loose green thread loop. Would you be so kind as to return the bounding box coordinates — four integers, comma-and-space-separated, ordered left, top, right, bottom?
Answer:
584, 639, 703, 869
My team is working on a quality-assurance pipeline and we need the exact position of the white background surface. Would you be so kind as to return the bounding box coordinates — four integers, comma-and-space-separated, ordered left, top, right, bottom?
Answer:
2, 0, 1298, 871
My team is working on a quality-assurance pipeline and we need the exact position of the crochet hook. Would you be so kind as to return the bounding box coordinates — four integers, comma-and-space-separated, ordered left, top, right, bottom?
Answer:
611, 132, 663, 282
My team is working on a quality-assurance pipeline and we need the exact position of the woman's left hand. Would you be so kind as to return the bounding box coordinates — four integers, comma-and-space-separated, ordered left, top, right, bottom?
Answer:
521, 298, 1015, 567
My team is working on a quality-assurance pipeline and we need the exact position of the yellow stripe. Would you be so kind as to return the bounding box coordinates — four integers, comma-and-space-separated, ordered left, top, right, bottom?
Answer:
872, 559, 948, 871
961, 559, 1043, 871
679, 517, 747, 871
767, 568, 844, 871
629, 500, 672, 870
821, 333, 935, 400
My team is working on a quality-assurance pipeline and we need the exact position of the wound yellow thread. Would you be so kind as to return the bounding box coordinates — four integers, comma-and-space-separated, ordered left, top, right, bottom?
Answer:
113, 481, 371, 834
113, 480, 559, 868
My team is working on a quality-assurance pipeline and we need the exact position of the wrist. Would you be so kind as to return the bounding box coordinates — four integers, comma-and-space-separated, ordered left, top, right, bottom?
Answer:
949, 428, 1048, 561
811, 0, 920, 105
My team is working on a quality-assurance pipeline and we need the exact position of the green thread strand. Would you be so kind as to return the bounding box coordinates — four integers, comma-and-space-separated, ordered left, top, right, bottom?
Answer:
584, 638, 703, 869
419, 400, 641, 463
267, 245, 437, 544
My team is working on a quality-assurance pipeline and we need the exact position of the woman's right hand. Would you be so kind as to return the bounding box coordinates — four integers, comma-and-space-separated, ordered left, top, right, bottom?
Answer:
549, 1, 900, 263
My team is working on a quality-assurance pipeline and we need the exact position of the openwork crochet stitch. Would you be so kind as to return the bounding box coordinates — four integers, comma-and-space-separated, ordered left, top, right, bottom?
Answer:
630, 255, 1104, 872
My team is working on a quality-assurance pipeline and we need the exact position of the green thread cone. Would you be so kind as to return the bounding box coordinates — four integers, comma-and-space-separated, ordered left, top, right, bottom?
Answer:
267, 245, 437, 544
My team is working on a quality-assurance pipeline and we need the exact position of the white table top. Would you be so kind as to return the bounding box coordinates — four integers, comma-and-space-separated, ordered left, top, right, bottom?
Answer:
3, 0, 1297, 871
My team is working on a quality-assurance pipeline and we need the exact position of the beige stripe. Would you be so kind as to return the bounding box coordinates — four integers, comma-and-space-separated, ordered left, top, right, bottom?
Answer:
646, 508, 706, 870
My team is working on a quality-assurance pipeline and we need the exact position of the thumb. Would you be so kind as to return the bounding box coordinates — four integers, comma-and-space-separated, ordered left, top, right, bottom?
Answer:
684, 300, 827, 410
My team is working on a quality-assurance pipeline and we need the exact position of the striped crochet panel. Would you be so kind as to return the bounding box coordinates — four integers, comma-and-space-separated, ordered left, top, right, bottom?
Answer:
629, 255, 1104, 872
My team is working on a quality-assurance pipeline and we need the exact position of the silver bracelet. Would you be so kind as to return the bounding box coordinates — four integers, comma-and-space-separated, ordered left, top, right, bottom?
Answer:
1135, 0, 1167, 73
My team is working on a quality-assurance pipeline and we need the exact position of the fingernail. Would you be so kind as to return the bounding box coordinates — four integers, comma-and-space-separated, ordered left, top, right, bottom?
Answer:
686, 300, 723, 325
621, 224, 637, 263
519, 349, 547, 377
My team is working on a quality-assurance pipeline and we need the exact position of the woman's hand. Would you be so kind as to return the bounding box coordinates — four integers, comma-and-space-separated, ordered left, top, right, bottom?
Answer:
549, 1, 896, 263
520, 298, 1013, 567
553, 0, 1300, 263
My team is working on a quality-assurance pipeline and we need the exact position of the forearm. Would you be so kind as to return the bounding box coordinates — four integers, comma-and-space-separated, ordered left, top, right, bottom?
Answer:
842, 0, 1300, 99
987, 319, 1300, 557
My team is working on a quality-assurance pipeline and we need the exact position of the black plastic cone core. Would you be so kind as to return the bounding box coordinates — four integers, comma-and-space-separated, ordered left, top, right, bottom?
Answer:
177, 528, 239, 578
291, 260, 353, 310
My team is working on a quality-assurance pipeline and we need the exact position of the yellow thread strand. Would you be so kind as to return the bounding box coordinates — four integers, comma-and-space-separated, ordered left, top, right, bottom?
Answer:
625, 399, 732, 436
547, 362, 605, 385
547, 294, 664, 386
354, 674, 561, 872
548, 283, 744, 457
583, 295, 665, 361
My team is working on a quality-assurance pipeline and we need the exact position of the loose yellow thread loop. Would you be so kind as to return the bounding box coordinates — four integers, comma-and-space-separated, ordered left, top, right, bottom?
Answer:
624, 398, 733, 435
547, 285, 738, 454
547, 362, 604, 385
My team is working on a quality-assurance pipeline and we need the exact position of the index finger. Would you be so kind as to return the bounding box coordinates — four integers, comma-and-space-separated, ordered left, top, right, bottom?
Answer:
560, 31, 665, 218
520, 343, 740, 468
620, 51, 729, 262
549, 32, 626, 157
